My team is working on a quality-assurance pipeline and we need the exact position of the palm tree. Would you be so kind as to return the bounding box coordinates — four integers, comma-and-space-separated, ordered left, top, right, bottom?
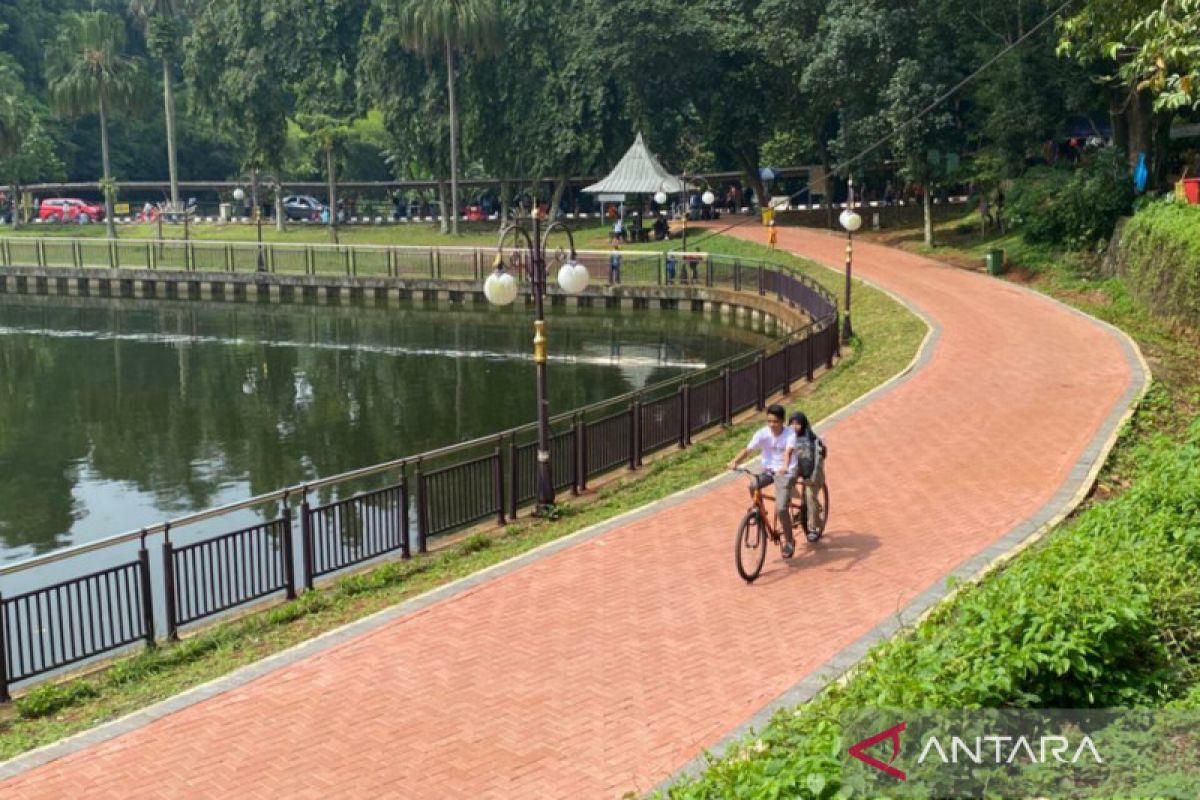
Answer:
0, 67, 33, 227
130, 0, 185, 210
46, 11, 143, 239
395, 0, 500, 236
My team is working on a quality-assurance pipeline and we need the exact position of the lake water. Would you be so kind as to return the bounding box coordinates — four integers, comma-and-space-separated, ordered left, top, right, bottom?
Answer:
0, 295, 768, 564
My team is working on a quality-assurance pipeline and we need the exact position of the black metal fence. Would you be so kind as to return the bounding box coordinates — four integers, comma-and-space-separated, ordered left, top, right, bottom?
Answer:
0, 252, 839, 700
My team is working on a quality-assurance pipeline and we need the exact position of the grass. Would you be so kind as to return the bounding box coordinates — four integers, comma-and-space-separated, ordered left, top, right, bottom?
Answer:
0, 233, 925, 761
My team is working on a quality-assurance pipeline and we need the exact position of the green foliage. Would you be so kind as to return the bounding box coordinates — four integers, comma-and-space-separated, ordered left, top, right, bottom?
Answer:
1115, 200, 1200, 326
1005, 148, 1135, 248
14, 680, 99, 719
671, 419, 1200, 798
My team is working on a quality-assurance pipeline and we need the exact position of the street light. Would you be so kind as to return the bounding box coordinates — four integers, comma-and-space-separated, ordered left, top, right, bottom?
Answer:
485, 212, 588, 513
234, 185, 267, 271
838, 176, 863, 343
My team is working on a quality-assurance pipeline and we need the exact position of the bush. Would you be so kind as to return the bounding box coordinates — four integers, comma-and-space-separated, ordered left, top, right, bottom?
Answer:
1005, 148, 1135, 249
1115, 200, 1200, 327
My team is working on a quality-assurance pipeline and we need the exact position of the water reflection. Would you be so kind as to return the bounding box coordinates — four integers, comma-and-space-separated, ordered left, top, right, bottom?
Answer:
0, 296, 767, 560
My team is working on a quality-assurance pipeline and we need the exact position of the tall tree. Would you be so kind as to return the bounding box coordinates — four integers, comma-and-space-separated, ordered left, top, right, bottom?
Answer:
45, 10, 143, 239
185, 0, 293, 229
393, 0, 500, 235
129, 0, 186, 209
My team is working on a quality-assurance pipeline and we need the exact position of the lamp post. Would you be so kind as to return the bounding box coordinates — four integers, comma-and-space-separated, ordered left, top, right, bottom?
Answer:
838, 176, 863, 343
484, 212, 589, 513
659, 179, 714, 255
234, 187, 266, 271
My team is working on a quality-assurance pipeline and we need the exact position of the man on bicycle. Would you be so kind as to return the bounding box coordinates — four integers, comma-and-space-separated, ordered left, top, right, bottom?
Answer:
787, 412, 827, 541
727, 404, 798, 558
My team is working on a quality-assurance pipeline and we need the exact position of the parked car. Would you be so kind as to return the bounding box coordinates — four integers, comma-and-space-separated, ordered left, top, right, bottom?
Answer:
282, 195, 325, 221
38, 198, 105, 223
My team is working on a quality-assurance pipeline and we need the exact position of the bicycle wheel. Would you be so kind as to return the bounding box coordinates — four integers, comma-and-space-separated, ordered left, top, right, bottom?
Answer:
735, 509, 768, 583
800, 484, 831, 540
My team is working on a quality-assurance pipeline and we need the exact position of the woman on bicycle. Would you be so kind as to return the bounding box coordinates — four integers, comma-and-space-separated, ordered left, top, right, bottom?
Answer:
787, 412, 827, 541
727, 404, 798, 558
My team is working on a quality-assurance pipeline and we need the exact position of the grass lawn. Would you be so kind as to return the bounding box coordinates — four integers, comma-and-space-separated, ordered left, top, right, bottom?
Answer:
0, 233, 926, 760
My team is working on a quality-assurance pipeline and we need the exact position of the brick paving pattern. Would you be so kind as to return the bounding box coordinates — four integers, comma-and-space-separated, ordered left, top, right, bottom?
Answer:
0, 224, 1137, 798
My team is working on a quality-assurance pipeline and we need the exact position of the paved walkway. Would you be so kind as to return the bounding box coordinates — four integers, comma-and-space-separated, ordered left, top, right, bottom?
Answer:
0, 225, 1143, 798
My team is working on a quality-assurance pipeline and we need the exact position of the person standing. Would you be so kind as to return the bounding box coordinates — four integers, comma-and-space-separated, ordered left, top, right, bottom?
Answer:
609, 244, 621, 285
767, 219, 778, 249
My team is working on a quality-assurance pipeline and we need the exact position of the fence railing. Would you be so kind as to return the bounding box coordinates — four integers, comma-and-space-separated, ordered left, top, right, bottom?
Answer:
0, 252, 838, 700
0, 237, 829, 304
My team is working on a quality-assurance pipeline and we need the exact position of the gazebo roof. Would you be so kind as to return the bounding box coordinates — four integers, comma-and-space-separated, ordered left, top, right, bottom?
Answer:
582, 133, 686, 195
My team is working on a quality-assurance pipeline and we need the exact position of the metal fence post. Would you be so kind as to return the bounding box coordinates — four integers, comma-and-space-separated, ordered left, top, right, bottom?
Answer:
723, 367, 733, 425
145, 241, 152, 270
348, 248, 356, 277
570, 415, 581, 495
577, 415, 589, 491
301, 489, 315, 590
493, 442, 506, 527
0, 238, 10, 266
734, 260, 741, 292
186, 242, 195, 272
629, 398, 640, 470
806, 328, 815, 381
224, 243, 233, 272
826, 325, 836, 368
161, 525, 178, 641
706, 254, 713, 287
474, 249, 482, 280
138, 535, 156, 649
74, 239, 83, 269
414, 460, 428, 554
433, 249, 441, 279
758, 264, 764, 295
783, 343, 792, 395
305, 246, 314, 276
0, 591, 10, 702
37, 238, 46, 268
756, 354, 766, 410
399, 469, 411, 559
281, 495, 297, 598
508, 434, 521, 520
388, 247, 396, 278
428, 248, 435, 279
680, 383, 691, 447
657, 253, 663, 286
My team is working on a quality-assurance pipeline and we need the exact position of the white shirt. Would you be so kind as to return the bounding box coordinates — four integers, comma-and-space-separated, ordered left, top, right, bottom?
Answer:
747, 426, 795, 472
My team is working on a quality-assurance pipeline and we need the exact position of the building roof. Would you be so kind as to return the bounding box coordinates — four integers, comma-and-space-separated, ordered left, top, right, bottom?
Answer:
582, 133, 686, 195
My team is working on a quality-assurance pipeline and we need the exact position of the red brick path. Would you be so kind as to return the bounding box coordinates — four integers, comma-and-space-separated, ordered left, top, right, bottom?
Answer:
0, 225, 1137, 798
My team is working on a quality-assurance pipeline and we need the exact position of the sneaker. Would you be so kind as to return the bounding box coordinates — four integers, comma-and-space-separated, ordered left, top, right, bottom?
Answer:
781, 538, 795, 558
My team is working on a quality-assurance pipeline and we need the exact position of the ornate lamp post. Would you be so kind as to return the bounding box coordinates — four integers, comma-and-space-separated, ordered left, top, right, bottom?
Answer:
838, 176, 863, 343
233, 186, 266, 272
484, 212, 589, 513
657, 180, 714, 254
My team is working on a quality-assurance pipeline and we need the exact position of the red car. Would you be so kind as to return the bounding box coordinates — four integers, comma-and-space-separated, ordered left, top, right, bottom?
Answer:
38, 197, 105, 223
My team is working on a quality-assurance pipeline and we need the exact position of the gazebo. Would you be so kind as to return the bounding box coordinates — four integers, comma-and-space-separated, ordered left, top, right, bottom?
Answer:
583, 133, 685, 239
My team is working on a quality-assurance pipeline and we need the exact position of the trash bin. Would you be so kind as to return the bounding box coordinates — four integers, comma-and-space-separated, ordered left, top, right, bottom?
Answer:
985, 248, 1006, 276
1183, 178, 1200, 205
219, 202, 232, 222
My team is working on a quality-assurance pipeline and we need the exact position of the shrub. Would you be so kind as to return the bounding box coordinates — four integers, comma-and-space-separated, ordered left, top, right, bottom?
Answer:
1115, 200, 1200, 327
1005, 148, 1135, 249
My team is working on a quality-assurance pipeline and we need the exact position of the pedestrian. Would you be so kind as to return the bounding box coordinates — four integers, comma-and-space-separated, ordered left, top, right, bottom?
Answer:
767, 219, 778, 250
665, 252, 676, 285
609, 244, 621, 285
613, 215, 625, 243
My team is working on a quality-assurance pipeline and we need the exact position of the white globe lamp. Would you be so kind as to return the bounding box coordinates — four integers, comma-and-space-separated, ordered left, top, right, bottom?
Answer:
484, 269, 518, 306
654, 190, 668, 205
232, 188, 245, 202
557, 260, 589, 294
839, 209, 862, 232
701, 190, 715, 206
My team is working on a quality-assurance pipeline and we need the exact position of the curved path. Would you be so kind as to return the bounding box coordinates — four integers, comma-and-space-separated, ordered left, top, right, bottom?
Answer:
0, 227, 1144, 798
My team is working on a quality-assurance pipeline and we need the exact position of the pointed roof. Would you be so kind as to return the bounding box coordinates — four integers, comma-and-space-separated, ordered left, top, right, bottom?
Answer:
582, 133, 686, 195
